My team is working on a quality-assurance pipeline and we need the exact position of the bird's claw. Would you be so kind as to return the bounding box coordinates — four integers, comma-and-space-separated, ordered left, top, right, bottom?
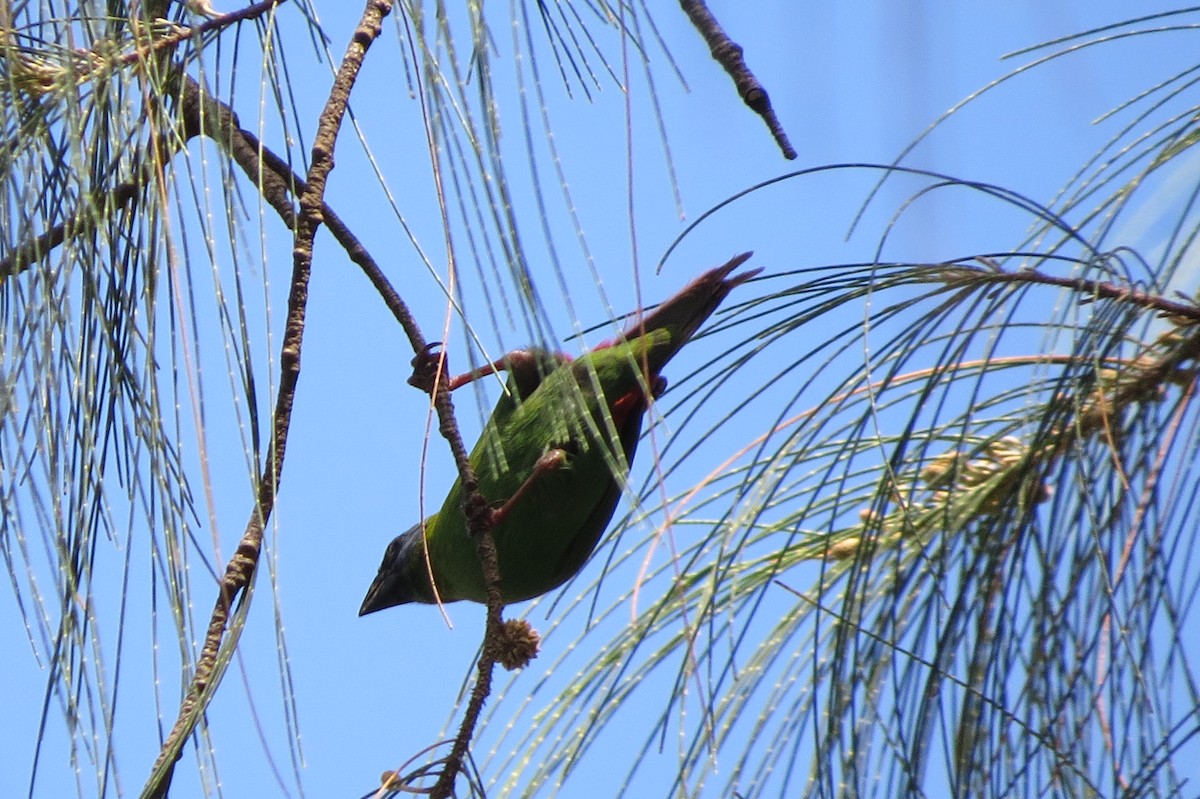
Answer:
408, 342, 445, 393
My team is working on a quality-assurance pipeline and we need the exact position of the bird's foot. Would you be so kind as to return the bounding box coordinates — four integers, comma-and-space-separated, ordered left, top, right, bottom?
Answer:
410, 344, 524, 393
490, 448, 570, 526
408, 342, 445, 393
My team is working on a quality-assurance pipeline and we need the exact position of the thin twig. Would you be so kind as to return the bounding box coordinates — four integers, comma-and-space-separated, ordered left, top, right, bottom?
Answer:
679, 0, 796, 160
0, 180, 142, 279
145, 0, 290, 53
140, 1, 394, 796
177, 14, 507, 799
427, 380, 507, 799
987, 265, 1200, 322
176, 74, 425, 342
5, 55, 438, 797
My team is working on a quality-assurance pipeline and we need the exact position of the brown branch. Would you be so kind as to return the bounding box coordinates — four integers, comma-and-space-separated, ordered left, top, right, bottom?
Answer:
148, 2, 512, 795
140, 2, 395, 796
9, 2, 588, 793
8, 0, 620, 794
429, 381, 507, 799
406, 349, 511, 798
0, 180, 141, 279
5, 66, 432, 797
176, 73, 427, 344
432, 388, 506, 796
136, 0, 290, 65
989, 265, 1200, 323
679, 0, 797, 160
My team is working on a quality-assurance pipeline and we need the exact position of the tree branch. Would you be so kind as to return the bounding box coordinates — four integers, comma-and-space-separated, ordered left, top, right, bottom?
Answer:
141, 1, 396, 795
679, 0, 796, 160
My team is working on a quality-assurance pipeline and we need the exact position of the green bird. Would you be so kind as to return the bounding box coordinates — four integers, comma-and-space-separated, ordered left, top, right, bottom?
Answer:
359, 253, 758, 613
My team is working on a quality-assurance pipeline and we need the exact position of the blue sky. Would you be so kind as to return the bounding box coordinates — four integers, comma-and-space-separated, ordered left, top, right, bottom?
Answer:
4, 2, 1200, 797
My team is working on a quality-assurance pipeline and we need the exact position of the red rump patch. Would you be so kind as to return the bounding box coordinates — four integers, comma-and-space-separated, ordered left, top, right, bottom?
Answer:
609, 388, 647, 428
608, 374, 665, 428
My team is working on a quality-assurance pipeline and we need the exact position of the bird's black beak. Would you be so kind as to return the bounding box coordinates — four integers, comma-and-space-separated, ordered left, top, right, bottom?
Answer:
360, 527, 430, 615
359, 563, 427, 615
358, 571, 395, 616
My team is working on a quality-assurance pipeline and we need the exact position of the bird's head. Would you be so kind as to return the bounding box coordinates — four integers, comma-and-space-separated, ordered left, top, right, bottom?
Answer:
359, 524, 432, 615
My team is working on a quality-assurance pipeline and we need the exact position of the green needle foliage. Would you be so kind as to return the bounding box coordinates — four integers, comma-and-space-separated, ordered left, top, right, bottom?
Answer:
482, 247, 1200, 797
470, 12, 1200, 791
4, 3, 1200, 799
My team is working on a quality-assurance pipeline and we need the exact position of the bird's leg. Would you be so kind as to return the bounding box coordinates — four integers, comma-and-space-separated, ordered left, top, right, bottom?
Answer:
449, 348, 572, 392
446, 357, 512, 390
490, 448, 570, 526
412, 345, 572, 400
